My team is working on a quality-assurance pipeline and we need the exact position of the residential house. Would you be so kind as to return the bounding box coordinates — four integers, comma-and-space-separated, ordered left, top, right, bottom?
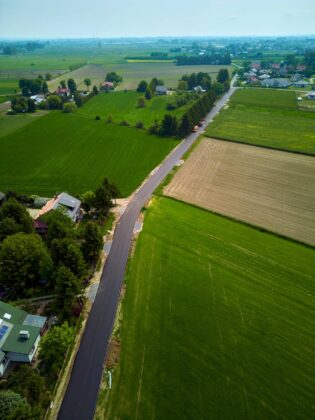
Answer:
54, 87, 71, 97
261, 78, 291, 88
297, 65, 306, 72
30, 95, 45, 105
258, 74, 270, 80
156, 85, 168, 95
308, 91, 315, 100
0, 301, 46, 377
291, 73, 302, 82
251, 62, 261, 70
100, 81, 114, 92
293, 80, 309, 88
35, 192, 81, 222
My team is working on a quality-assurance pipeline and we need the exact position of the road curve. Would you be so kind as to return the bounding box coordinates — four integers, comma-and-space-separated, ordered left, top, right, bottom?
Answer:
58, 81, 237, 420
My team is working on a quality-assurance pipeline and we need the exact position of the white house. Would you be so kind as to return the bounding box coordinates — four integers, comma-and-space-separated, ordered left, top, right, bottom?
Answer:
307, 91, 315, 100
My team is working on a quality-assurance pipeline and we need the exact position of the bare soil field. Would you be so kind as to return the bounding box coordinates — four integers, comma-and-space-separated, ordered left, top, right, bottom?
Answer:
164, 138, 315, 246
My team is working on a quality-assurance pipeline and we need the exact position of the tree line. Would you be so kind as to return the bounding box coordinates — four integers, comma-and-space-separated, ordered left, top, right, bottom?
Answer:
176, 53, 231, 66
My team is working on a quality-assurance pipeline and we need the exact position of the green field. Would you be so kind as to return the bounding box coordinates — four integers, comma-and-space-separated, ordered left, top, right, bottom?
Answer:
0, 112, 178, 196
0, 110, 49, 138
206, 88, 315, 154
100, 196, 315, 420
79, 91, 189, 126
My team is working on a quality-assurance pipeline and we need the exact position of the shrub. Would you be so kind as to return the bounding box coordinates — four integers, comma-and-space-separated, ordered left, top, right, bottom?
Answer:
63, 102, 77, 113
47, 95, 62, 110
95, 115, 101, 120
135, 121, 144, 129
119, 120, 130, 126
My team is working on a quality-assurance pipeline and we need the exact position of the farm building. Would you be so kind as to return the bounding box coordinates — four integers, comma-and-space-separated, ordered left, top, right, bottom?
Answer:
55, 87, 71, 97
100, 81, 114, 91
156, 85, 168, 95
30, 94, 45, 105
307, 91, 315, 100
35, 192, 81, 222
261, 78, 291, 88
0, 301, 46, 376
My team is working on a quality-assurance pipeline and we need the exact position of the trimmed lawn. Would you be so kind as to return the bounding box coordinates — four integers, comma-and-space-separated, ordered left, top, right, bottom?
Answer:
206, 88, 315, 155
0, 112, 178, 196
79, 91, 188, 126
100, 197, 315, 420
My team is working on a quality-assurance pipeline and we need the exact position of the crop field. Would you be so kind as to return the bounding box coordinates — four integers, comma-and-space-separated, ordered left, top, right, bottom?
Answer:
99, 196, 315, 420
0, 112, 178, 196
0, 110, 49, 138
206, 88, 315, 155
48, 64, 107, 91
79, 91, 189, 126
111, 63, 232, 90
164, 138, 315, 246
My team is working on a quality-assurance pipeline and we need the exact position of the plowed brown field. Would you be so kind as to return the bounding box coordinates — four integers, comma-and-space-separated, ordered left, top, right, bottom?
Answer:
164, 138, 315, 246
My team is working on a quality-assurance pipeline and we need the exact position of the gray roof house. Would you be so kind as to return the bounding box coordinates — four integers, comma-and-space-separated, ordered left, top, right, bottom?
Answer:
35, 192, 81, 222
308, 91, 315, 100
193, 85, 206, 93
156, 85, 168, 95
293, 80, 309, 88
0, 301, 46, 376
261, 78, 292, 88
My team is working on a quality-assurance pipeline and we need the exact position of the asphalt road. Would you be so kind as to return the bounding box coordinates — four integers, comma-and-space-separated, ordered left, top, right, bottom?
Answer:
58, 80, 237, 420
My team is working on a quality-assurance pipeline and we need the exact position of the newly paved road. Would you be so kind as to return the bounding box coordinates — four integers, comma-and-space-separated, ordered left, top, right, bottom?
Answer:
58, 80, 237, 420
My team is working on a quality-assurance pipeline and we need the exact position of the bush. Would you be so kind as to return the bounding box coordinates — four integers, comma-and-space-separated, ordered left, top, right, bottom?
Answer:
135, 121, 144, 129
95, 115, 101, 120
119, 120, 130, 126
106, 114, 113, 123
63, 102, 77, 113
47, 95, 62, 110
0, 390, 29, 420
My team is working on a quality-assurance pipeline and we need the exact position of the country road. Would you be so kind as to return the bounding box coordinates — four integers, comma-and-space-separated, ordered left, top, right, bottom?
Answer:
58, 78, 237, 420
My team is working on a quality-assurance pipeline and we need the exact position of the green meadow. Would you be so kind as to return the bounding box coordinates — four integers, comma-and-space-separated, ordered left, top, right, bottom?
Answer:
206, 88, 315, 154
79, 91, 188, 126
0, 112, 178, 196
99, 196, 315, 420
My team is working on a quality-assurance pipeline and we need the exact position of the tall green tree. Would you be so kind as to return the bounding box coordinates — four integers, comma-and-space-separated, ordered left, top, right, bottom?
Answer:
42, 209, 75, 246
0, 390, 29, 420
0, 198, 33, 235
39, 322, 74, 380
54, 266, 81, 319
84, 78, 91, 91
145, 87, 152, 100
50, 238, 86, 278
67, 78, 77, 93
0, 233, 53, 296
137, 80, 148, 92
216, 68, 229, 84
81, 222, 103, 265
159, 114, 177, 136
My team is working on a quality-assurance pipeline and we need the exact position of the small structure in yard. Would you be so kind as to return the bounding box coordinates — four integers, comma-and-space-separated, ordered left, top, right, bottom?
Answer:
35, 192, 81, 222
33, 219, 48, 236
193, 85, 206, 93
156, 85, 168, 95
307, 91, 315, 100
54, 87, 71, 97
100, 81, 114, 92
0, 301, 47, 377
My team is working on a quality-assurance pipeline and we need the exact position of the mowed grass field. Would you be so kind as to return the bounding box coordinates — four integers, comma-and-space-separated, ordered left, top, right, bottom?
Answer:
165, 138, 315, 245
206, 88, 315, 155
79, 91, 188, 126
0, 112, 178, 196
100, 197, 315, 420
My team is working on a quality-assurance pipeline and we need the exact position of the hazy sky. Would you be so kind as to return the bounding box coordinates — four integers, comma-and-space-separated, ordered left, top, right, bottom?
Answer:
0, 0, 314, 39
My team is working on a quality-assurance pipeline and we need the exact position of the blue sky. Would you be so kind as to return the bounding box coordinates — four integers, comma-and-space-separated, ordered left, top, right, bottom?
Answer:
0, 0, 314, 39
